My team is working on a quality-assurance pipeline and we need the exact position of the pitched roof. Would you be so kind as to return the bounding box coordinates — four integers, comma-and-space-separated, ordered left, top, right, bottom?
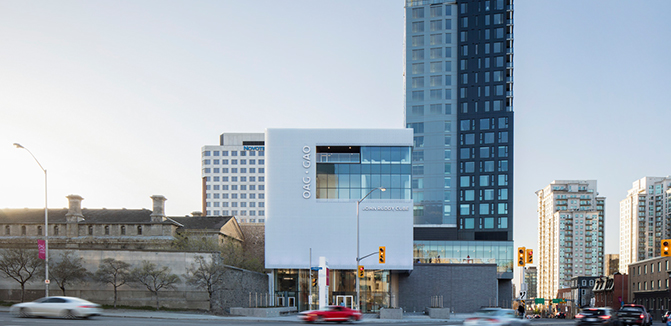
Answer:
169, 216, 234, 230
0, 208, 155, 224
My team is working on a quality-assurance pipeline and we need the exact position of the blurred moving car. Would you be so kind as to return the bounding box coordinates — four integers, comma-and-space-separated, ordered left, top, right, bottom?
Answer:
556, 312, 566, 319
661, 310, 671, 322
463, 308, 530, 326
616, 304, 651, 326
299, 305, 362, 323
10, 296, 101, 319
575, 308, 618, 326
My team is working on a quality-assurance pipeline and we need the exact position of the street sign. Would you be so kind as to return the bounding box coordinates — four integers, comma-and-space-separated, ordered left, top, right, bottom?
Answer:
45, 279, 50, 284
310, 267, 322, 271
519, 291, 526, 300
535, 298, 545, 304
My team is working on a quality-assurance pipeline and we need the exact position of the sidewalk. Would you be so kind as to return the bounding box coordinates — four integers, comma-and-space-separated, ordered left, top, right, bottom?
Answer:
1, 305, 468, 323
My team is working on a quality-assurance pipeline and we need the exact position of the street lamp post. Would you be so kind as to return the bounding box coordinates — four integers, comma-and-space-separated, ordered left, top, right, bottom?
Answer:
356, 186, 385, 312
14, 143, 49, 297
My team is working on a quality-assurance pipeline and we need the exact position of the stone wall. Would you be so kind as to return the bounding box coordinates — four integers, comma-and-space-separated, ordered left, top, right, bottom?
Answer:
211, 265, 269, 314
397, 263, 498, 313
0, 249, 268, 312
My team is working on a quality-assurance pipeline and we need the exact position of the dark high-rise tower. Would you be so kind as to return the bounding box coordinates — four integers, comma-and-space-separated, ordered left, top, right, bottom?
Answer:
404, 0, 514, 296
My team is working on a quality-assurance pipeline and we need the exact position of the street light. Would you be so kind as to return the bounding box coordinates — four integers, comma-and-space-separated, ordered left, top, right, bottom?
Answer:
13, 143, 49, 297
356, 186, 385, 312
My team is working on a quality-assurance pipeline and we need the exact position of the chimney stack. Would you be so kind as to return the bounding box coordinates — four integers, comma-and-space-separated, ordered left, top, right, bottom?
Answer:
150, 195, 167, 222
66, 194, 85, 222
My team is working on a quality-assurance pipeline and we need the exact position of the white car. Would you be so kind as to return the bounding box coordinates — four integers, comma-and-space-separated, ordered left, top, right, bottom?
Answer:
463, 308, 530, 326
10, 296, 102, 319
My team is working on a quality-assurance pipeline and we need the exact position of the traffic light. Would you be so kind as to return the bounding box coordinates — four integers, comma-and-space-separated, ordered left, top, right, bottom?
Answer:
662, 239, 671, 257
517, 247, 526, 266
379, 246, 386, 264
358, 265, 364, 278
312, 277, 317, 287
526, 249, 533, 264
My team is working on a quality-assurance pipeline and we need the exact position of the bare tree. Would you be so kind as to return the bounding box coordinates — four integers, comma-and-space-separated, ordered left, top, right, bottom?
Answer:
185, 255, 225, 311
49, 251, 89, 296
0, 248, 42, 302
129, 261, 180, 310
94, 258, 131, 308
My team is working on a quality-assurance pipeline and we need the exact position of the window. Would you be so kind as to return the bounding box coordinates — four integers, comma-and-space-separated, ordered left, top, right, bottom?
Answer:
88, 226, 93, 236
412, 7, 424, 19
430, 6, 441, 17
105, 225, 109, 235
53, 226, 59, 236
412, 21, 424, 33
412, 35, 424, 47
412, 91, 424, 101
4, 226, 9, 235
430, 61, 442, 73
430, 48, 442, 59
430, 89, 442, 100
37, 226, 42, 236
430, 75, 442, 87
21, 226, 26, 235
412, 77, 424, 88
121, 226, 126, 235
430, 20, 442, 31
412, 63, 425, 74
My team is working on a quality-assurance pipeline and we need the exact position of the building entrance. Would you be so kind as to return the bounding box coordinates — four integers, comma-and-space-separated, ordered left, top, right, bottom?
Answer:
335, 295, 354, 308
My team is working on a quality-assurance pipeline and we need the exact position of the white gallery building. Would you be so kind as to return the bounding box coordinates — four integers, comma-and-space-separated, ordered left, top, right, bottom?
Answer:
265, 128, 414, 312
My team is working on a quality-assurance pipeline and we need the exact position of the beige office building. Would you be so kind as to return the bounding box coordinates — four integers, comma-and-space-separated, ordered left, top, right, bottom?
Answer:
619, 177, 671, 273
536, 180, 605, 300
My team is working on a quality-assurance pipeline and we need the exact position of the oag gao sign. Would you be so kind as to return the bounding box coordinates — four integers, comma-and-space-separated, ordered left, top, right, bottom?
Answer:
302, 146, 312, 199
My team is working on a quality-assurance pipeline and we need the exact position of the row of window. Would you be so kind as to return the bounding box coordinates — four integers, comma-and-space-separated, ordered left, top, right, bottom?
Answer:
207, 210, 264, 217
410, 5, 453, 19
237, 218, 264, 223
4, 224, 143, 236
459, 146, 509, 159
203, 150, 264, 157
460, 188, 508, 201
206, 176, 265, 182
203, 167, 265, 174
459, 216, 508, 229
206, 202, 265, 208
458, 174, 509, 187
206, 193, 265, 199
203, 159, 265, 165
458, 132, 510, 146
633, 260, 669, 275
206, 184, 265, 191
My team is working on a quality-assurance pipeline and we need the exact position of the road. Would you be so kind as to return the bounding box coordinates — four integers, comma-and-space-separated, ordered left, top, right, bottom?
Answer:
0, 311, 668, 326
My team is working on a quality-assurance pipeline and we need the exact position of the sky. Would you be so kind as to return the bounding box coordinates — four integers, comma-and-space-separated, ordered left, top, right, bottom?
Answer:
1, 0, 670, 264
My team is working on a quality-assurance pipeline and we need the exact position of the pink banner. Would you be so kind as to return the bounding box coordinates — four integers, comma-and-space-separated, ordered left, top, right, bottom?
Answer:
37, 240, 46, 260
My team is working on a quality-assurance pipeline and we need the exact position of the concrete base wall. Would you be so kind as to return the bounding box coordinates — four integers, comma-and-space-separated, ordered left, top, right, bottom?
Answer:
0, 249, 267, 313
426, 307, 451, 319
380, 307, 403, 319
229, 306, 297, 317
397, 263, 498, 313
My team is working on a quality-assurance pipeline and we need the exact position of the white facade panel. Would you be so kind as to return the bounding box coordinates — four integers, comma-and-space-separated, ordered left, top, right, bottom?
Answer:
265, 128, 414, 270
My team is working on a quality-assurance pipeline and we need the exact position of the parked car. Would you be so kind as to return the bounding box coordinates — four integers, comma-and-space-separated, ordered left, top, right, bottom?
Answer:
10, 296, 102, 319
616, 304, 651, 326
463, 308, 530, 326
661, 310, 671, 322
575, 307, 618, 326
299, 305, 362, 323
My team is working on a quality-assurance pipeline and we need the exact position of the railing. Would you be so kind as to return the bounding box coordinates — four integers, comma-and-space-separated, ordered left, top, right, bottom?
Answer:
431, 295, 444, 308
316, 153, 360, 163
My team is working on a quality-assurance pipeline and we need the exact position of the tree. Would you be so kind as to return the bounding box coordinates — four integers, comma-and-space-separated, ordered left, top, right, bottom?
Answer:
0, 248, 43, 302
49, 251, 89, 296
94, 258, 131, 308
129, 261, 180, 310
185, 255, 225, 311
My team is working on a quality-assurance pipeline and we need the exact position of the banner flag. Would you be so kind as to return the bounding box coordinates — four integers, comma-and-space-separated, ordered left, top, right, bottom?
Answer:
37, 240, 46, 260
